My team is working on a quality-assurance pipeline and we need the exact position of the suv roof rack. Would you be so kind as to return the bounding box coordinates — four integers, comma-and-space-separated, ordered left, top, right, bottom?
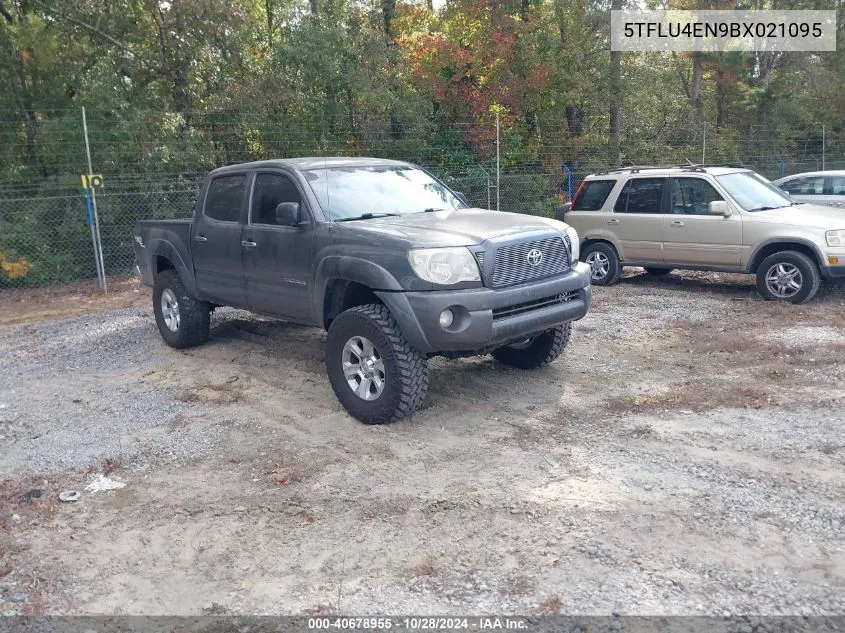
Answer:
593, 162, 748, 176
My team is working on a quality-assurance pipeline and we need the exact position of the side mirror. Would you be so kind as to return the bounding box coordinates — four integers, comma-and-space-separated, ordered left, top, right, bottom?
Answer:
454, 191, 469, 207
275, 202, 301, 226
556, 202, 572, 222
708, 200, 731, 217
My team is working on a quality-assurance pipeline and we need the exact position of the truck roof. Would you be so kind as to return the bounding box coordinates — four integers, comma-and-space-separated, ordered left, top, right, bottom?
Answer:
210, 157, 414, 175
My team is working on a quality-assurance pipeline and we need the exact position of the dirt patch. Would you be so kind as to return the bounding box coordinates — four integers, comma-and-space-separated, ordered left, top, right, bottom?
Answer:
1, 271, 845, 615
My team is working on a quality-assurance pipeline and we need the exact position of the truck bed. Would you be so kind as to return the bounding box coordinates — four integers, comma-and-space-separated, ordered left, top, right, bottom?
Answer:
134, 218, 194, 287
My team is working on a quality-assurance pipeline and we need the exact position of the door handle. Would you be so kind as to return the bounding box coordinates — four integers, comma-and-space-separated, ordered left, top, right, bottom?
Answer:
607, 219, 620, 225
194, 235, 208, 243
671, 220, 685, 227
241, 240, 257, 248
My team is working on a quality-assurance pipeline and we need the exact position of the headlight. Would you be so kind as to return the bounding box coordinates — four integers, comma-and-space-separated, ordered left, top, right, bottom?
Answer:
408, 247, 480, 285
826, 230, 845, 247
565, 226, 580, 263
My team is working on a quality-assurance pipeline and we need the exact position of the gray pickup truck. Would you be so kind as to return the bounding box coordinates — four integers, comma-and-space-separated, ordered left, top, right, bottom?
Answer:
134, 157, 592, 423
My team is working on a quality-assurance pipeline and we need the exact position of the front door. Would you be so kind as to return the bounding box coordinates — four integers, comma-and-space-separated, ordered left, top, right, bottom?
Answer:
611, 177, 666, 263
192, 173, 248, 306
242, 171, 315, 322
662, 177, 743, 267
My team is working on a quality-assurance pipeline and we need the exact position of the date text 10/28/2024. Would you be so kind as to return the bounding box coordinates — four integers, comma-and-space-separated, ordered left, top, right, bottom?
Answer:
307, 617, 529, 630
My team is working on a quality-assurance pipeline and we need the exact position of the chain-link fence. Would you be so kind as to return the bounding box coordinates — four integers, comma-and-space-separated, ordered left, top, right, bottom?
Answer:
1, 109, 842, 289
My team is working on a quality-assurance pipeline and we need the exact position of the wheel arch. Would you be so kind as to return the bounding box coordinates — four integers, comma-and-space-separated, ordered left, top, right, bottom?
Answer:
747, 239, 824, 273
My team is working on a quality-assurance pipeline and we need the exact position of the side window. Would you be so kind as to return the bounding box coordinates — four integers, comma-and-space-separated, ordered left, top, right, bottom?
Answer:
828, 176, 845, 195
781, 176, 824, 195
204, 175, 246, 223
572, 180, 615, 211
614, 178, 665, 214
669, 178, 724, 215
251, 173, 303, 226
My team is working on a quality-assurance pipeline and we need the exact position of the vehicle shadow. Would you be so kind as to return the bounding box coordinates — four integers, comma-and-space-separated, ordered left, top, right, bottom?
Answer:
618, 268, 758, 298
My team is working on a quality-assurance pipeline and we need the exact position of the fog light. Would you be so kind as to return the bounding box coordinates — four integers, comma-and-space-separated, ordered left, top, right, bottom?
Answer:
439, 309, 454, 329
829, 256, 840, 265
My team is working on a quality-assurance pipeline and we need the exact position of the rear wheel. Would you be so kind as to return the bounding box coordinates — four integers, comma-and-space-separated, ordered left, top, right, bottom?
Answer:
153, 269, 211, 348
756, 251, 820, 304
582, 242, 621, 286
644, 267, 672, 276
326, 304, 429, 424
492, 323, 572, 369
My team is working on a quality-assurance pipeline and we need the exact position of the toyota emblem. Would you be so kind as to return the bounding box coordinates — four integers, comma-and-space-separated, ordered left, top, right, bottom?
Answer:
526, 248, 543, 266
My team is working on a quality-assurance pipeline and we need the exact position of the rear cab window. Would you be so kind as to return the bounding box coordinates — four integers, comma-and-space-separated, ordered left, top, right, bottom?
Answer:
204, 174, 247, 223
572, 180, 616, 211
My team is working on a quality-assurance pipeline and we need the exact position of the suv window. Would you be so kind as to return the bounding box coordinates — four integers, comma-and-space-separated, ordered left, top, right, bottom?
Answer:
669, 178, 724, 215
572, 180, 615, 211
251, 173, 303, 226
205, 175, 246, 223
614, 178, 665, 214
781, 176, 824, 195
829, 176, 845, 195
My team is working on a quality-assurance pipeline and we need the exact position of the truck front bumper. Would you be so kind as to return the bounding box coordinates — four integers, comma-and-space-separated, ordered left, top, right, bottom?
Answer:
376, 262, 592, 355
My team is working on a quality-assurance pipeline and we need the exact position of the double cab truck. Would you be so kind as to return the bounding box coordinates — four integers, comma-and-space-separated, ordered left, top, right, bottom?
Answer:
134, 158, 592, 423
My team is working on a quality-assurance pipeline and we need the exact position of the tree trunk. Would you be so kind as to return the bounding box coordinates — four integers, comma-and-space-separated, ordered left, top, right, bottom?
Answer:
309, 0, 317, 14
521, 0, 529, 21
382, 0, 396, 38
689, 53, 703, 111
715, 67, 727, 129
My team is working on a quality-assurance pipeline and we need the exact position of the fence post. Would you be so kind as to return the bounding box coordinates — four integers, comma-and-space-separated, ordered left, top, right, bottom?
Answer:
496, 110, 500, 211
822, 125, 826, 170
82, 107, 107, 292
561, 162, 573, 201
702, 122, 706, 164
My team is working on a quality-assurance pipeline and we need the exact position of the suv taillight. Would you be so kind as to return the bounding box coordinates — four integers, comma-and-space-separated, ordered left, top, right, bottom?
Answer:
569, 181, 586, 210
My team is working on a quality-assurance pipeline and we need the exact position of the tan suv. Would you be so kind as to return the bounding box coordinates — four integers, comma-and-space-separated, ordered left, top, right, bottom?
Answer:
558, 165, 845, 304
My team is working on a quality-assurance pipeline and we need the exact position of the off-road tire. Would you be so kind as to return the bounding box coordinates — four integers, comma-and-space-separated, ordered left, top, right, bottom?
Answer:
644, 267, 672, 276
153, 269, 211, 348
326, 304, 429, 424
756, 250, 820, 305
582, 242, 622, 285
492, 323, 572, 369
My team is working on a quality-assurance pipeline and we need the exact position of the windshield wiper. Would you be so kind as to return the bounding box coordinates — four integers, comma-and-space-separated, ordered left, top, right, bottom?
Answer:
747, 205, 783, 212
422, 207, 449, 213
334, 213, 400, 222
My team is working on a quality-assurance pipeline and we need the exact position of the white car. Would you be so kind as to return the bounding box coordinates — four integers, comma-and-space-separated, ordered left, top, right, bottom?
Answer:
773, 170, 845, 208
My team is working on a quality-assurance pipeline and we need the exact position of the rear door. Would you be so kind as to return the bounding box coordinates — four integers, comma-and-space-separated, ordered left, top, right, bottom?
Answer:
611, 177, 666, 263
242, 170, 315, 322
662, 177, 742, 266
192, 173, 248, 306
820, 176, 845, 208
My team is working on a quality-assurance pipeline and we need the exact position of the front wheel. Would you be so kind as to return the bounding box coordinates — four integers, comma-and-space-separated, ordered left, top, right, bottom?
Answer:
326, 304, 429, 424
153, 269, 211, 348
492, 323, 572, 369
756, 251, 820, 304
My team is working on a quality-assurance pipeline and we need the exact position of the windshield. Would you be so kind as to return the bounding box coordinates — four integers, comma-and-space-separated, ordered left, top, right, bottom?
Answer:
302, 165, 468, 221
715, 171, 795, 211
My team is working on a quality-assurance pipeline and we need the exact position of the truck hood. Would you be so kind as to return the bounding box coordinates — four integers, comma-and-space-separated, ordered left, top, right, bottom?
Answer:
335, 208, 568, 247
751, 204, 845, 229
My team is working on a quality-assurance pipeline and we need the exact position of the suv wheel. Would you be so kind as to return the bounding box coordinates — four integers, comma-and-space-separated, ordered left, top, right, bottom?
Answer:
756, 251, 820, 304
644, 267, 672, 276
326, 304, 429, 424
153, 270, 211, 348
492, 323, 572, 369
582, 243, 621, 285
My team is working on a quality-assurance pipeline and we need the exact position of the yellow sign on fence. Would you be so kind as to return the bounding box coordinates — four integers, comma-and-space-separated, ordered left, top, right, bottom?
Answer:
80, 174, 104, 189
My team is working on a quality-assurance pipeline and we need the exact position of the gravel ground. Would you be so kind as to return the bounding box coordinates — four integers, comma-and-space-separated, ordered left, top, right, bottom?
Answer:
0, 271, 843, 616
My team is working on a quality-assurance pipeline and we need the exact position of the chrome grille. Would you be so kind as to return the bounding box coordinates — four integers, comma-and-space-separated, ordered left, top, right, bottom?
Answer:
490, 237, 570, 288
475, 251, 485, 268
